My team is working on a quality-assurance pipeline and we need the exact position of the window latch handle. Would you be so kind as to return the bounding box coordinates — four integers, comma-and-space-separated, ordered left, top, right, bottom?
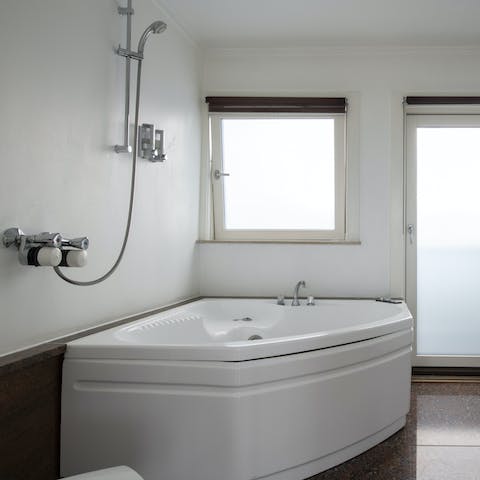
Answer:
214, 169, 230, 180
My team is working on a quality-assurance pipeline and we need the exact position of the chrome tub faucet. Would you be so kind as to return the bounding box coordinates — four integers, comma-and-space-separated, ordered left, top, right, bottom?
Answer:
292, 280, 306, 306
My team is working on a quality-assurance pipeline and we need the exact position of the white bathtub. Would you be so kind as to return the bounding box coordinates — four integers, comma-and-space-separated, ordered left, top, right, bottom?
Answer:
61, 298, 413, 480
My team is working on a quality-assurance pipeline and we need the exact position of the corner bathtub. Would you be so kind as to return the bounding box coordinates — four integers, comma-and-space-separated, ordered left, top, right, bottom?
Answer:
61, 298, 413, 480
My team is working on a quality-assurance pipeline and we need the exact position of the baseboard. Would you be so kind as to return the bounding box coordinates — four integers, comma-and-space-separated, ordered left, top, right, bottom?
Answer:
412, 366, 480, 378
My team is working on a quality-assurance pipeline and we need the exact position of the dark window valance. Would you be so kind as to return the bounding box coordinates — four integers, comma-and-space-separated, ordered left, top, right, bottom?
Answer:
205, 96, 347, 113
406, 96, 480, 105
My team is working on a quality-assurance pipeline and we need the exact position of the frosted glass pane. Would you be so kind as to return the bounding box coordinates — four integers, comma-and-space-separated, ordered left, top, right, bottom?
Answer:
417, 127, 480, 355
221, 118, 335, 230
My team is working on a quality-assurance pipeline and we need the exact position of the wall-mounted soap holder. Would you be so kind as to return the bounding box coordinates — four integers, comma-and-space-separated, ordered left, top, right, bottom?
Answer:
138, 123, 167, 162
2, 227, 89, 267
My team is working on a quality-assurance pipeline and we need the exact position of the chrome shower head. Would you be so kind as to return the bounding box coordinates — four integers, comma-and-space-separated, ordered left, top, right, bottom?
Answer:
152, 21, 168, 34
137, 21, 167, 54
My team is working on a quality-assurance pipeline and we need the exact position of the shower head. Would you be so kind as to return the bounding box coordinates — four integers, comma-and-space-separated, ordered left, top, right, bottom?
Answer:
137, 21, 167, 54
152, 21, 168, 34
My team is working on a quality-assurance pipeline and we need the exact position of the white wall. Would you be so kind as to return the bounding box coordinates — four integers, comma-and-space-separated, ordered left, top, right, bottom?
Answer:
0, 0, 201, 355
198, 46, 480, 298
4, 4, 480, 355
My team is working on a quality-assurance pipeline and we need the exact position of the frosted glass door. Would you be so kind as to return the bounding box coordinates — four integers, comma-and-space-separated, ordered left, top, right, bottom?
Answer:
407, 115, 480, 363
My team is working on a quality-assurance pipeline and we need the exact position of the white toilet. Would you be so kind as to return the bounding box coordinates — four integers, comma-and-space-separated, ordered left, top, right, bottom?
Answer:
59, 466, 143, 480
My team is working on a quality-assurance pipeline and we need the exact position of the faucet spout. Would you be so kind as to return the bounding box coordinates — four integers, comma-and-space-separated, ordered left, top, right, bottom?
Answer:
292, 280, 306, 306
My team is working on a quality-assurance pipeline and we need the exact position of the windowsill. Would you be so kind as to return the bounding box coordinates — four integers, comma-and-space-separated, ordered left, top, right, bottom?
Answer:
197, 240, 361, 245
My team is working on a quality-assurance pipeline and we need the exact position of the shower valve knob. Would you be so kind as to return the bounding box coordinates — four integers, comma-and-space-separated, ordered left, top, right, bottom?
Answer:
2, 227, 24, 248
63, 237, 90, 250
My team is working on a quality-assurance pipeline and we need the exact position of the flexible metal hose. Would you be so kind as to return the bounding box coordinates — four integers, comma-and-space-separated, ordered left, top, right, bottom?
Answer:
54, 62, 143, 286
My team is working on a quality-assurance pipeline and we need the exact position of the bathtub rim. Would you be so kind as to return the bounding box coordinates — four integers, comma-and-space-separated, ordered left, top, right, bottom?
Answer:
65, 298, 413, 362
63, 329, 412, 389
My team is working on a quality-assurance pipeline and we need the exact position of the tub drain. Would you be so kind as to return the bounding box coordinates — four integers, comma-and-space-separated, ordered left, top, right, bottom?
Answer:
248, 335, 263, 341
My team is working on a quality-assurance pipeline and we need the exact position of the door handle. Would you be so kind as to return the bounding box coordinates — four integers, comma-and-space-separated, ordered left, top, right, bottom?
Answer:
407, 224, 415, 244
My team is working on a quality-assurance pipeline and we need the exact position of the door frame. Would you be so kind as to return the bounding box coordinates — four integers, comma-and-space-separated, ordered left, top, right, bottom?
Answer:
405, 110, 480, 367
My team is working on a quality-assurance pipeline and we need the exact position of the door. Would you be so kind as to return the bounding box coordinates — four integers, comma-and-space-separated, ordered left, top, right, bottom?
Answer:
406, 114, 480, 367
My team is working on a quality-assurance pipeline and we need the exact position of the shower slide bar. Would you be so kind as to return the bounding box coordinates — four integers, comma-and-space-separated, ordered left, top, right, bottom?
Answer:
115, 0, 135, 154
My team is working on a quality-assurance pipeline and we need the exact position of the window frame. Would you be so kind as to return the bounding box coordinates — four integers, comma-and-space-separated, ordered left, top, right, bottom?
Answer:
209, 111, 347, 242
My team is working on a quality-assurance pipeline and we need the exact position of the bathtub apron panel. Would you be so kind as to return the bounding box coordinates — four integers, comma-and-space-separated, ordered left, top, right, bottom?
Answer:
61, 304, 412, 480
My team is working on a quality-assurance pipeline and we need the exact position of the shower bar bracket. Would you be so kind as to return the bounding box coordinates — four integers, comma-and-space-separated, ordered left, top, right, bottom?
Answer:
117, 6, 134, 15
116, 47, 143, 61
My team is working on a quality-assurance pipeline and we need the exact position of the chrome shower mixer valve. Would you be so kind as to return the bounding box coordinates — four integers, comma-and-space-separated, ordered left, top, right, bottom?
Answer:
2, 227, 89, 267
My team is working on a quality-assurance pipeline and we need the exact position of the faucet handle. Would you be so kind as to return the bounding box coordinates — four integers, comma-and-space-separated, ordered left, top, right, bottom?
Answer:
307, 295, 315, 306
62, 237, 89, 250
276, 295, 285, 306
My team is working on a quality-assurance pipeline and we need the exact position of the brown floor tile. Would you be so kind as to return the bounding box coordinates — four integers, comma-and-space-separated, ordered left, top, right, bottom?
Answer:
306, 382, 480, 479
308, 443, 416, 480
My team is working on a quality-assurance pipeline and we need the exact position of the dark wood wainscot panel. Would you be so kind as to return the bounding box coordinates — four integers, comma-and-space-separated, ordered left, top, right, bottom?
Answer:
0, 346, 65, 480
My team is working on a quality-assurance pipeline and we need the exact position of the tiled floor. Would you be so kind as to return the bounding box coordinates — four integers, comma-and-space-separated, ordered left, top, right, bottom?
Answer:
308, 381, 480, 480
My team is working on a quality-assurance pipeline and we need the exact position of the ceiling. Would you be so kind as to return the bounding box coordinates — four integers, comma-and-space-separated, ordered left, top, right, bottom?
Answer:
158, 0, 480, 48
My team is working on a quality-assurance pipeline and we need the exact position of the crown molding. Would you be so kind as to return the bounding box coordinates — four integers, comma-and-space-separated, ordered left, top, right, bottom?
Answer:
205, 45, 480, 59
150, 0, 200, 49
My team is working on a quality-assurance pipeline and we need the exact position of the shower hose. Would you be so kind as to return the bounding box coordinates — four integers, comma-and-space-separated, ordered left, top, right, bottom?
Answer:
53, 62, 143, 286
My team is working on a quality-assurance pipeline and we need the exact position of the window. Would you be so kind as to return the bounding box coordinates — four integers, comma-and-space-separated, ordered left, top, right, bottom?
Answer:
206, 97, 347, 241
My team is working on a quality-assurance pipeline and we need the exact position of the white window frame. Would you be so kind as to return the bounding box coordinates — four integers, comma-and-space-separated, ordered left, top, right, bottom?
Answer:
209, 112, 347, 242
